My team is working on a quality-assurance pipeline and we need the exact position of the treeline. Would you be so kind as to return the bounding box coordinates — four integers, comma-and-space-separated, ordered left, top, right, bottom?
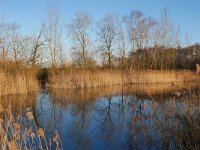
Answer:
129, 44, 200, 70
0, 6, 199, 70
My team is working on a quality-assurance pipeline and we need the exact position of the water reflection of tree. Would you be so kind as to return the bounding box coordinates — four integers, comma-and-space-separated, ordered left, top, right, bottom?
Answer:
33, 91, 65, 134
145, 91, 200, 149
150, 96, 175, 149
126, 94, 141, 150
126, 94, 162, 150
96, 95, 116, 145
150, 90, 200, 149
69, 100, 95, 150
117, 91, 125, 139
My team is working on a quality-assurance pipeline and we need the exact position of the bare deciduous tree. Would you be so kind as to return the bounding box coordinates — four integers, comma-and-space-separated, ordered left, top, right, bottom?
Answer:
124, 10, 156, 50
29, 24, 47, 67
116, 16, 127, 69
123, 10, 156, 70
159, 9, 170, 70
45, 2, 63, 67
96, 15, 117, 69
0, 19, 10, 60
7, 23, 24, 62
0, 20, 31, 64
68, 12, 94, 67
152, 9, 180, 70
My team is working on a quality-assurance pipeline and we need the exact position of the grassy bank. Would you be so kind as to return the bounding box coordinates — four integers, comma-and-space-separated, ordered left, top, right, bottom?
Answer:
0, 65, 199, 95
48, 69, 200, 89
0, 68, 39, 95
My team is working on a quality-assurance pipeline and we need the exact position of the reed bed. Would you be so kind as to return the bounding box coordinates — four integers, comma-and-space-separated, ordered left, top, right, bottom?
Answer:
0, 104, 63, 150
49, 69, 200, 89
0, 69, 39, 95
0, 65, 199, 95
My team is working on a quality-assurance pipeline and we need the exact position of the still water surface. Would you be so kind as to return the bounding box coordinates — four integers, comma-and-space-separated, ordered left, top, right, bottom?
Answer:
1, 83, 200, 150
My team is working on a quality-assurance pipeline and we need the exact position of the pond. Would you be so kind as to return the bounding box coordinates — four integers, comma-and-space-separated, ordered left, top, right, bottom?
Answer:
0, 82, 200, 150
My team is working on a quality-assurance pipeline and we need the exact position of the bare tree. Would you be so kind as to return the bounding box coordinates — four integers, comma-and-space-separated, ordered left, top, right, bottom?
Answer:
29, 24, 47, 67
0, 19, 10, 60
152, 9, 180, 70
7, 23, 25, 62
123, 10, 156, 70
0, 20, 29, 64
124, 10, 156, 50
159, 9, 170, 70
96, 15, 117, 69
45, 2, 63, 67
68, 12, 94, 67
116, 16, 127, 69
184, 33, 192, 47
0, 19, 32, 65
160, 9, 170, 47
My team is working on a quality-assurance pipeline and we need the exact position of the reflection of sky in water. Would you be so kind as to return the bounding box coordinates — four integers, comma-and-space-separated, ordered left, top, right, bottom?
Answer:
29, 88, 200, 150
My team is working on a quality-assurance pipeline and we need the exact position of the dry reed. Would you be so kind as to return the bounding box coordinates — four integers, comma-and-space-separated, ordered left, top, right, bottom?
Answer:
0, 104, 63, 150
0, 62, 199, 95
48, 69, 200, 89
0, 68, 39, 95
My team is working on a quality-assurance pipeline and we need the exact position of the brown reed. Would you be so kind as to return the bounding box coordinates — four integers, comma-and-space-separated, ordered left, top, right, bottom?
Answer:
48, 69, 200, 89
0, 104, 63, 150
0, 68, 39, 95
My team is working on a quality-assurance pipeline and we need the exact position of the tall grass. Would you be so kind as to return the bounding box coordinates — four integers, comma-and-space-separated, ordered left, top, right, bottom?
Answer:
49, 69, 200, 89
0, 61, 39, 95
0, 104, 63, 150
0, 60, 199, 95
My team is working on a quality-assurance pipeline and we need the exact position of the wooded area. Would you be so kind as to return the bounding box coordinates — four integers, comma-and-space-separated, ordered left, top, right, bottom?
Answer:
0, 7, 199, 70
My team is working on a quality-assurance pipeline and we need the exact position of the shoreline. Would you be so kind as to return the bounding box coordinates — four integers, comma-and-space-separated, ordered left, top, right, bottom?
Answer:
48, 69, 200, 89
0, 69, 199, 95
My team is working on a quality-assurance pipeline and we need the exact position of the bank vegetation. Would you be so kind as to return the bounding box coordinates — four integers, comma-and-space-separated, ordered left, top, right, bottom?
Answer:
0, 6, 200, 95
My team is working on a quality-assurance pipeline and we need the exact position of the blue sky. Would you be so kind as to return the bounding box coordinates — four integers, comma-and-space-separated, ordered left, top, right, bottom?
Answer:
0, 0, 200, 44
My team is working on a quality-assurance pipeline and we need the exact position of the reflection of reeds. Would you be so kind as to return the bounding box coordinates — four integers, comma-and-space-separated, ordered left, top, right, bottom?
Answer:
153, 89, 200, 150
48, 82, 199, 103
49, 69, 200, 89
174, 113, 200, 150
0, 104, 63, 150
173, 89, 200, 149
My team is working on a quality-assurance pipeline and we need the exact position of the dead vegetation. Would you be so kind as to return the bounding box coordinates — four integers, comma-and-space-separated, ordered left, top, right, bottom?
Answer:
0, 104, 63, 150
0, 61, 199, 95
0, 61, 39, 95
48, 69, 200, 89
